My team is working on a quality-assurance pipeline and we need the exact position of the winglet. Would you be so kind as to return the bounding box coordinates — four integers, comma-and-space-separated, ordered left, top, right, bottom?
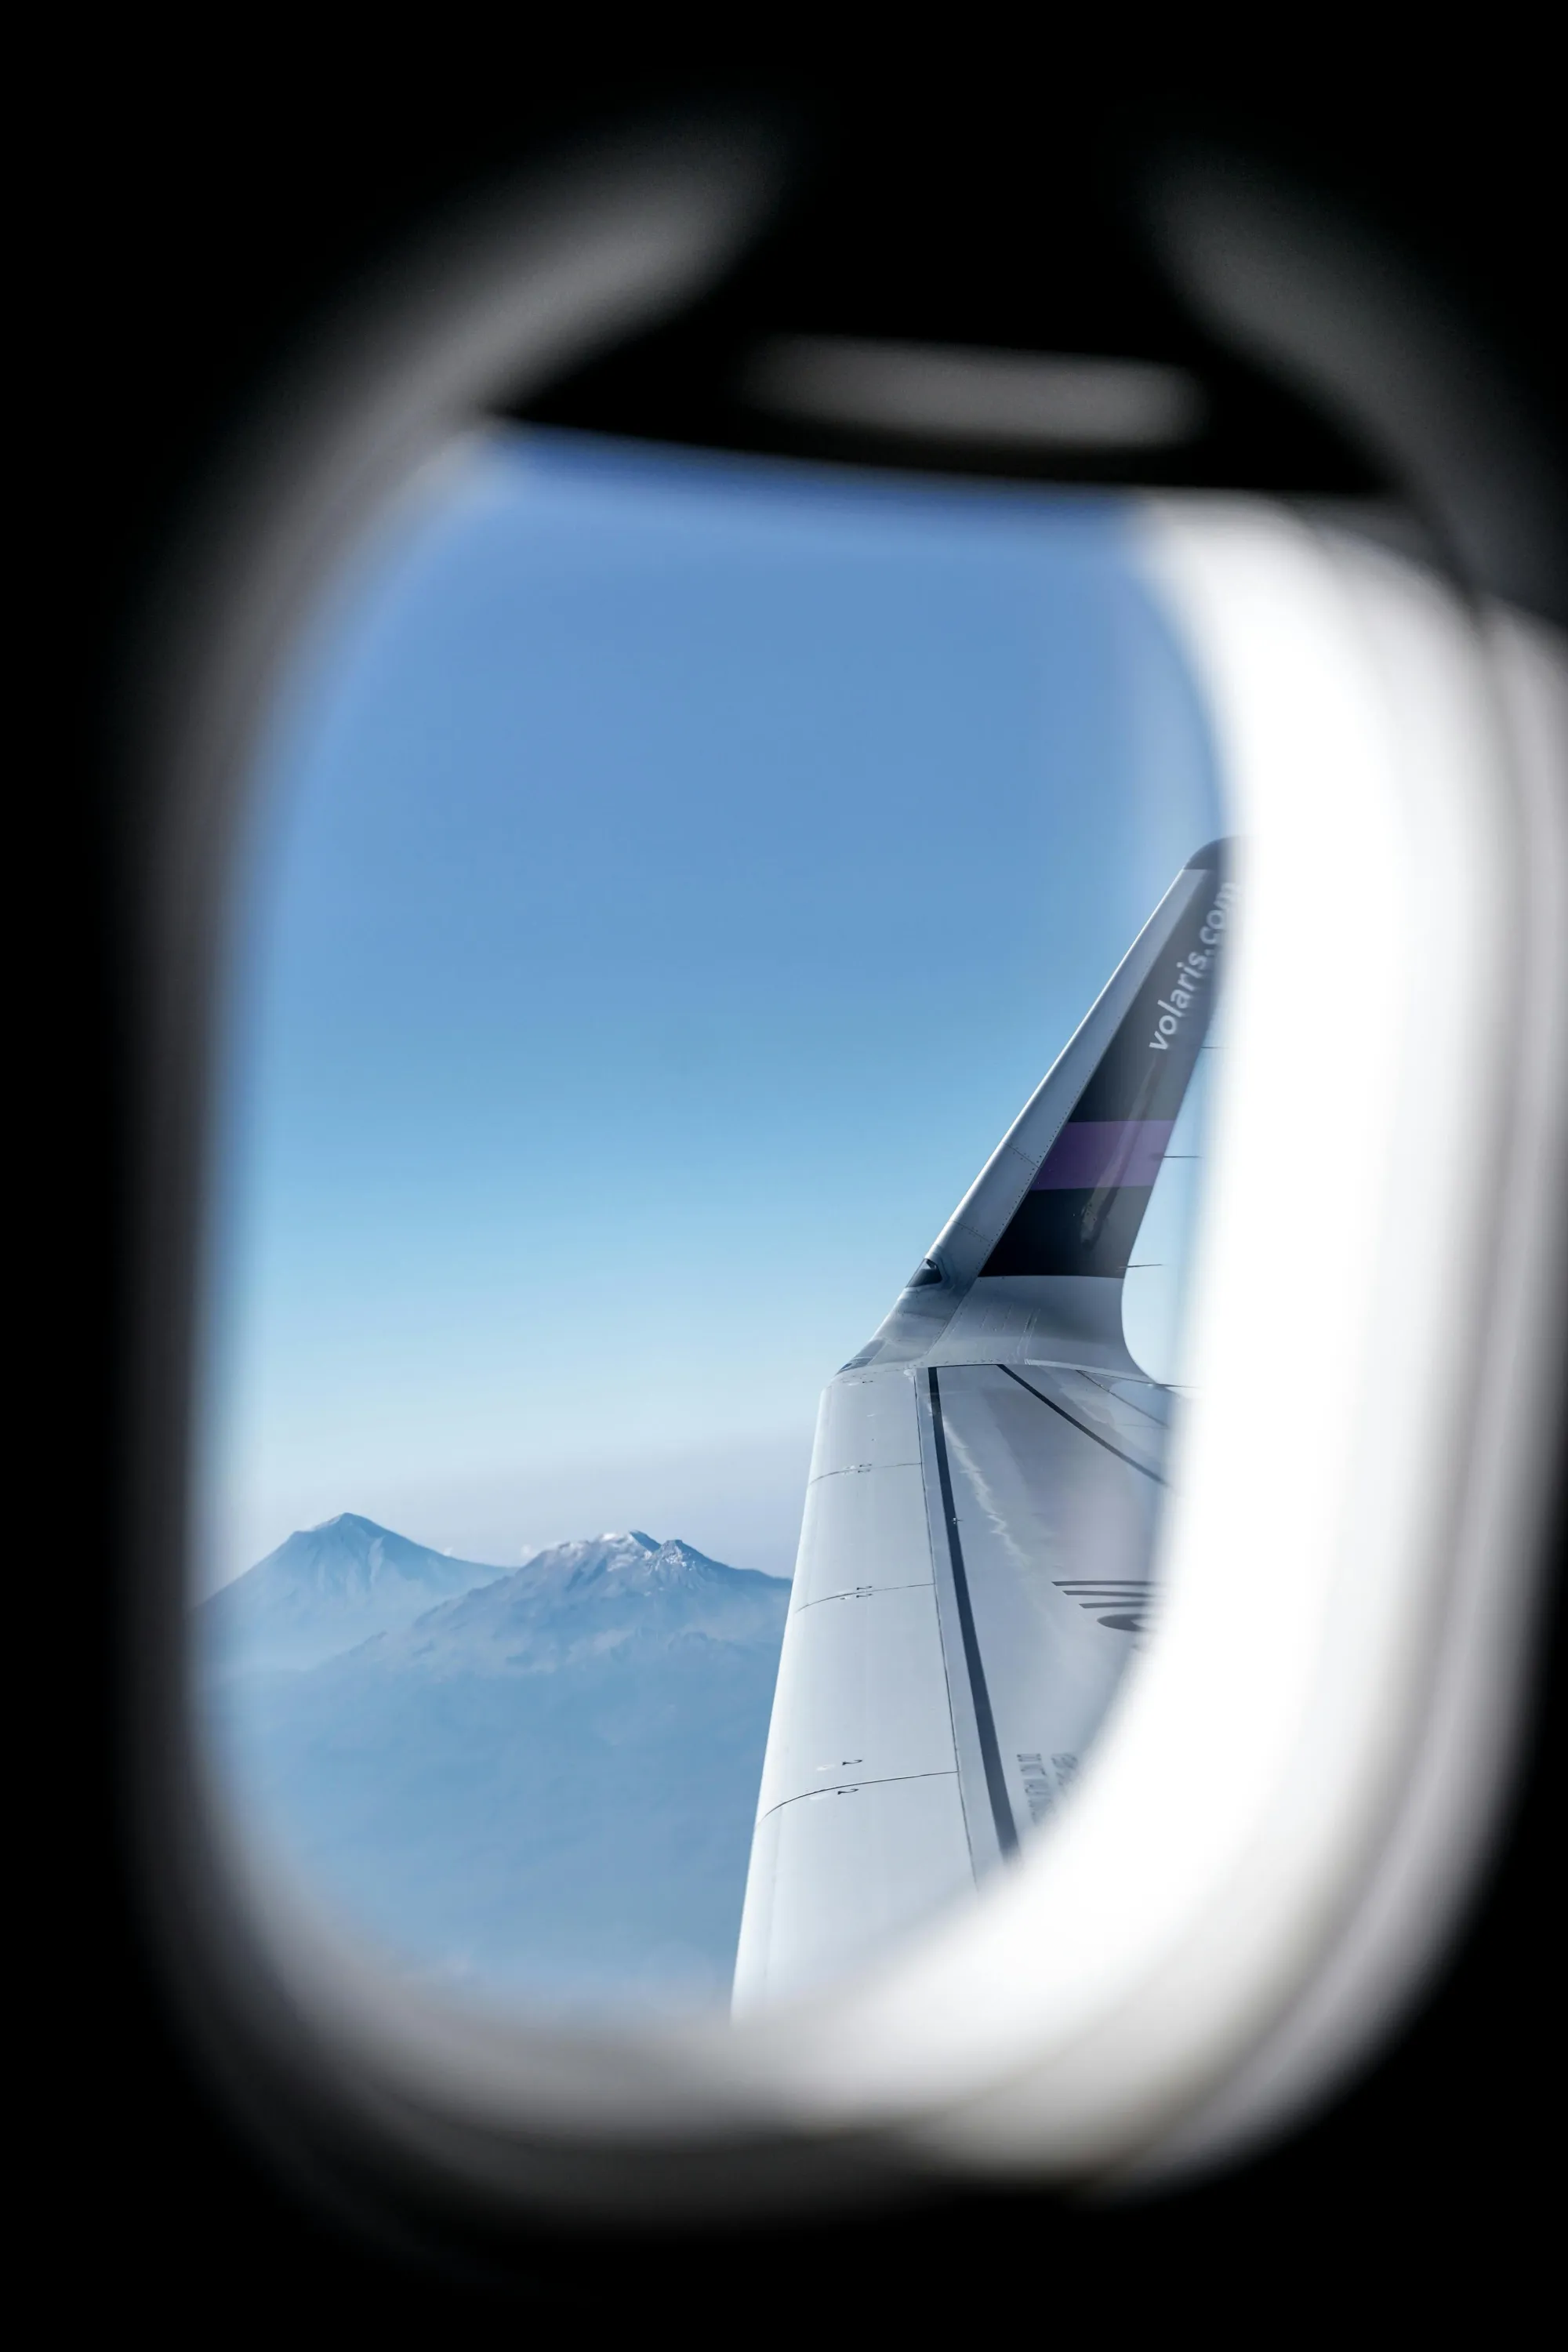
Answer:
849, 844, 1235, 1366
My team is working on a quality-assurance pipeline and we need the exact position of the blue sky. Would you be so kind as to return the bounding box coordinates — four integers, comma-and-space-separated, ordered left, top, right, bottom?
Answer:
204, 431, 1222, 1586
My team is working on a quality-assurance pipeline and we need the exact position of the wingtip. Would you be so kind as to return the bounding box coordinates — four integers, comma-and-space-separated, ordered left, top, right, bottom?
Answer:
1184, 837, 1233, 873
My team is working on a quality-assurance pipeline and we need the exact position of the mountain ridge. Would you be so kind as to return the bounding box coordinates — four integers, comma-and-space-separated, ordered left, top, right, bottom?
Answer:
353, 1529, 789, 1679
200, 1515, 793, 2005
199, 1510, 510, 1671
199, 1513, 789, 1674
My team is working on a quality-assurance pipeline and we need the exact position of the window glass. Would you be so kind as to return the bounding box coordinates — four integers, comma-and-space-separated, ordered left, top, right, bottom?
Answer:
196, 431, 1224, 2015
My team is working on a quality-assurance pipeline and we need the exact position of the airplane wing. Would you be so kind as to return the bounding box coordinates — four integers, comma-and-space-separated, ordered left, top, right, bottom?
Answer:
733, 843, 1233, 2008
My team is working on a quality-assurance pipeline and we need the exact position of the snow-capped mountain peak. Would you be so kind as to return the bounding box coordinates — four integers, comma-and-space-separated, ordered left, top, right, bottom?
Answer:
198, 1518, 789, 1675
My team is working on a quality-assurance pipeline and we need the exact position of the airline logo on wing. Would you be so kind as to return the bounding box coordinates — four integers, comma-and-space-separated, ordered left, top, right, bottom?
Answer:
1149, 880, 1235, 1054
979, 858, 1233, 1282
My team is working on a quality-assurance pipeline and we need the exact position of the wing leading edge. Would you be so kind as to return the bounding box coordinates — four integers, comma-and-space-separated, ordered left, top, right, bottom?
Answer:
733, 844, 1232, 2009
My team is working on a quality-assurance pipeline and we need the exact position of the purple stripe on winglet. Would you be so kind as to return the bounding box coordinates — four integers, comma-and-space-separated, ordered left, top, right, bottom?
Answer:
1032, 1119, 1174, 1191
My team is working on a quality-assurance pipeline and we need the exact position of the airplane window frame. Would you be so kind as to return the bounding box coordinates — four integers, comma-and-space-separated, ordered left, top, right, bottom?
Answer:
105, 102, 1568, 2262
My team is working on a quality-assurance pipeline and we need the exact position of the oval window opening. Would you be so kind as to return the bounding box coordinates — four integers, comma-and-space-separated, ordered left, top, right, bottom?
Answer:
194, 425, 1228, 2021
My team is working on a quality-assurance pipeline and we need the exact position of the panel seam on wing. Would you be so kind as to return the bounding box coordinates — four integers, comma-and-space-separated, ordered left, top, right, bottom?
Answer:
789, 1578, 934, 1614
807, 1460, 924, 1483
753, 1768, 960, 1826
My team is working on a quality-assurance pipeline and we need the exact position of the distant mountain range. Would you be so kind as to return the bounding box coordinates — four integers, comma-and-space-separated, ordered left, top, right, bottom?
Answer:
197, 1516, 791, 2008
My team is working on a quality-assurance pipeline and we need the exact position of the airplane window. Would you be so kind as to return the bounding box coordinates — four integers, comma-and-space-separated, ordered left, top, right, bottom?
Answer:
130, 122, 1567, 2244
194, 425, 1227, 2018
